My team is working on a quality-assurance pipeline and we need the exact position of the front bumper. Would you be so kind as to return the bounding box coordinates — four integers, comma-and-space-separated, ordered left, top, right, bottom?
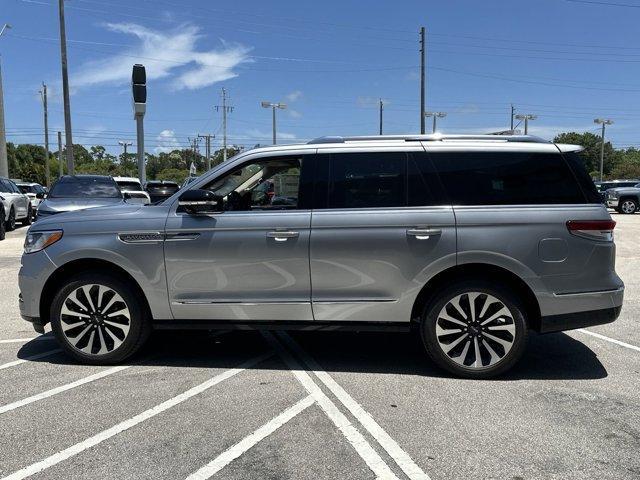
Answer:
19, 249, 58, 332
606, 199, 619, 208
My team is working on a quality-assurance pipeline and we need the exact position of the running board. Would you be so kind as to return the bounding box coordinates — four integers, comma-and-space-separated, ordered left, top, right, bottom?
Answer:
151, 320, 411, 332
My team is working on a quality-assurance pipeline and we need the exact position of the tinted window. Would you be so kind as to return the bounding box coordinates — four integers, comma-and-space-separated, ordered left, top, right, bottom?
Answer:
49, 177, 121, 198
562, 152, 602, 203
431, 151, 587, 205
117, 181, 143, 191
329, 153, 406, 208
0, 180, 10, 193
18, 185, 35, 194
7, 180, 21, 194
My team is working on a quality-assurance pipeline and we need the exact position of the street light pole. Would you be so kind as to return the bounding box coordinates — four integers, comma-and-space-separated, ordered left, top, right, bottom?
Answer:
118, 140, 132, 176
58, 0, 74, 173
594, 118, 614, 182
39, 82, 51, 187
0, 23, 11, 178
424, 112, 447, 133
261, 101, 287, 145
514, 114, 537, 135
379, 98, 383, 135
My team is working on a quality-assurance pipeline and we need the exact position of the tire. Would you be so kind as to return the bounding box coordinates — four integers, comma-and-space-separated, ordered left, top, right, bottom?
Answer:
50, 273, 151, 365
5, 207, 15, 231
0, 208, 5, 241
620, 198, 638, 214
420, 280, 529, 379
20, 205, 33, 226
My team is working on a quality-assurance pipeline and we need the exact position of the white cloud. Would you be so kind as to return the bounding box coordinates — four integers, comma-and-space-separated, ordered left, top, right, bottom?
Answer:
286, 90, 303, 102
154, 129, 180, 153
288, 109, 302, 119
245, 129, 297, 141
72, 23, 252, 90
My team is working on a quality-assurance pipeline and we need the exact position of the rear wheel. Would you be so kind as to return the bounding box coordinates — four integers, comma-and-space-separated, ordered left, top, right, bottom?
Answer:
6, 207, 15, 231
21, 205, 33, 226
50, 273, 150, 364
620, 198, 638, 214
421, 280, 528, 379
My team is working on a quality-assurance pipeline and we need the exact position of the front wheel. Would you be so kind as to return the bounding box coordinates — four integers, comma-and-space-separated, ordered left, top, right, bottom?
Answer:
50, 273, 150, 364
620, 199, 638, 214
421, 281, 528, 379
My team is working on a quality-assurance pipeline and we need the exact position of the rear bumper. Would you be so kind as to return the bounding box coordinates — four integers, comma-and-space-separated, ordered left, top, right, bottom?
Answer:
539, 306, 621, 333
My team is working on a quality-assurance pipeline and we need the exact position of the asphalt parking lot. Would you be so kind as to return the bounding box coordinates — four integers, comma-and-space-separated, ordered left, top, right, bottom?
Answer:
1, 215, 639, 480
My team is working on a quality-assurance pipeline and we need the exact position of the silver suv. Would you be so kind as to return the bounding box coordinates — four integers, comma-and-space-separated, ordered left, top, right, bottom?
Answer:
18, 134, 624, 378
1, 177, 32, 231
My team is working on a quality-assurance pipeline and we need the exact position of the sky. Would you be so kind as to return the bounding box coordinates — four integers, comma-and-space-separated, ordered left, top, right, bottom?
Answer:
2, 0, 640, 155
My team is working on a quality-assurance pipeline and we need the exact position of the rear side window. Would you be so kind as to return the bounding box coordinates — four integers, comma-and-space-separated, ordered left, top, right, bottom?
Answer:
562, 152, 601, 203
328, 153, 406, 208
430, 151, 588, 205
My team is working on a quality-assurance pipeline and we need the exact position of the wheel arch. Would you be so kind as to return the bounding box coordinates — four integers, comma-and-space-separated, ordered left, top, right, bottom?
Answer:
39, 258, 152, 326
410, 263, 542, 331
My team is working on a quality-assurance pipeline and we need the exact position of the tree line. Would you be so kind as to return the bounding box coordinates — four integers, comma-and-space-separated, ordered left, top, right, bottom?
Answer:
6, 131, 640, 187
5, 142, 242, 186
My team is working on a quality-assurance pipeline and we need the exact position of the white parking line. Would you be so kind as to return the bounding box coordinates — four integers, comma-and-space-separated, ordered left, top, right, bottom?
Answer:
577, 329, 640, 353
0, 349, 62, 371
278, 332, 432, 480
0, 365, 131, 414
0, 352, 272, 480
262, 332, 399, 480
185, 395, 315, 480
0, 337, 54, 344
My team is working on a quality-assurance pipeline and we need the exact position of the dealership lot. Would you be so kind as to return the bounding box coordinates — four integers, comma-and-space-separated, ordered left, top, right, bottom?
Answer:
1, 216, 639, 480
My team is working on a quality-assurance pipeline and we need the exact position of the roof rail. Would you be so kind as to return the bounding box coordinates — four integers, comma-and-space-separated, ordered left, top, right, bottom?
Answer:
307, 134, 550, 144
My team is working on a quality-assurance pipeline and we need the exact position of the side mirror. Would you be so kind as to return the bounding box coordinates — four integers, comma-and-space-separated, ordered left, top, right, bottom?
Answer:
36, 192, 46, 199
178, 189, 223, 214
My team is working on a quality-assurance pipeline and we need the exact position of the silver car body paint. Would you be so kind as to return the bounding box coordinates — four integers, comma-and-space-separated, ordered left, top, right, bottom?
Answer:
19, 137, 623, 331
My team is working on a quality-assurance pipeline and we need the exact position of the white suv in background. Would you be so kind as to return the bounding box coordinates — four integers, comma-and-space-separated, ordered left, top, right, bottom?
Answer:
113, 176, 150, 205
16, 182, 47, 209
0, 177, 32, 230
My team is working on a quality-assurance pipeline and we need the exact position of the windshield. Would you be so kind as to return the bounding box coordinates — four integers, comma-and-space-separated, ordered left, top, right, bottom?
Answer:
117, 181, 143, 191
49, 178, 121, 198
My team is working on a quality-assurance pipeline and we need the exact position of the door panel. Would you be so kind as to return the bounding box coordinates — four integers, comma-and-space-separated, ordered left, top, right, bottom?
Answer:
164, 153, 314, 321
310, 207, 456, 322
309, 149, 456, 323
165, 211, 312, 320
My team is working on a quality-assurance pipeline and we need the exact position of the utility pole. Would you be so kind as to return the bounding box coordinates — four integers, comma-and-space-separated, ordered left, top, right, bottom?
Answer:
594, 118, 614, 182
39, 82, 51, 187
198, 133, 213, 170
57, 131, 63, 178
514, 113, 537, 135
424, 111, 447, 133
58, 0, 74, 173
261, 101, 287, 144
118, 140, 132, 176
510, 104, 515, 131
419, 26, 426, 134
215, 88, 233, 161
379, 98, 383, 135
0, 23, 11, 178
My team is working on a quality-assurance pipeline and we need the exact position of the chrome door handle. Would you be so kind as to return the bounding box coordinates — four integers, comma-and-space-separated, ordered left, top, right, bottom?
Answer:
267, 231, 299, 241
406, 228, 442, 240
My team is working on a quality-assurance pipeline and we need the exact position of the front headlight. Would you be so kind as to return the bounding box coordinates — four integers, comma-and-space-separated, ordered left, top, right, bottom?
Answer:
24, 230, 63, 254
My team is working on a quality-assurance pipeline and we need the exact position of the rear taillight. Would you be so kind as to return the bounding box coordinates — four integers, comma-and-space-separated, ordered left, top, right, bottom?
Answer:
566, 220, 616, 242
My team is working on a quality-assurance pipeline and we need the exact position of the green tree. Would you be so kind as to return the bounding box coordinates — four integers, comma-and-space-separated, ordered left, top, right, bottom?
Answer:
553, 132, 616, 178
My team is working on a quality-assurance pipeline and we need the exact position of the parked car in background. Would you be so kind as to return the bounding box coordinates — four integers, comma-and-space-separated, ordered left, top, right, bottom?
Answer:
19, 134, 622, 379
113, 177, 150, 205
594, 179, 640, 193
606, 183, 640, 214
36, 175, 125, 219
16, 182, 47, 209
0, 177, 32, 230
145, 180, 179, 204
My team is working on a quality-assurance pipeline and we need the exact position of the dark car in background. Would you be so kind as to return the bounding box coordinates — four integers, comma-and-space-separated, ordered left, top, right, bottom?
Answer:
145, 180, 180, 204
36, 175, 125, 219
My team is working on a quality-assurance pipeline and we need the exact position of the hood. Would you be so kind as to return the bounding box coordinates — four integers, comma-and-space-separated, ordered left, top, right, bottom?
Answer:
607, 187, 640, 195
38, 197, 124, 213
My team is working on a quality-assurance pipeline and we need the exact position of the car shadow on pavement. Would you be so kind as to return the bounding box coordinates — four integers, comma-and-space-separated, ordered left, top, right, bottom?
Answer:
17, 329, 607, 381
